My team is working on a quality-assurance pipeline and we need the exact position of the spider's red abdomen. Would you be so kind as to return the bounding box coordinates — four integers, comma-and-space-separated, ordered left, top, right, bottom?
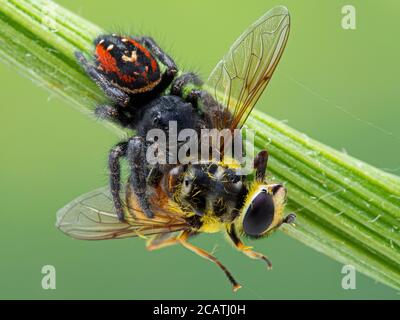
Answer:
94, 35, 161, 94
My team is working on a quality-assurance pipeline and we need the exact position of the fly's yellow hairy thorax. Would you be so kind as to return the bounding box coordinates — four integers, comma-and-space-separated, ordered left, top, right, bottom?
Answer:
219, 156, 242, 169
198, 213, 224, 233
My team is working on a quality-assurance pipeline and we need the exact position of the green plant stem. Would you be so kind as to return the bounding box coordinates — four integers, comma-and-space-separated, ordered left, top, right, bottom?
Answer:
1, 0, 399, 290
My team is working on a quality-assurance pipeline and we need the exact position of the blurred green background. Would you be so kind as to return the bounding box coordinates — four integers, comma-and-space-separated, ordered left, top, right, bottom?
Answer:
0, 0, 399, 299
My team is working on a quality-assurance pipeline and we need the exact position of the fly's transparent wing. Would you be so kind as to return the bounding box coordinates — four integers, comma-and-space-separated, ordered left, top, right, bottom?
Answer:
56, 187, 189, 240
206, 6, 290, 130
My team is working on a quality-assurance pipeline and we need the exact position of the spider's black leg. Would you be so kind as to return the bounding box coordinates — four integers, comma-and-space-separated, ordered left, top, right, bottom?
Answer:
95, 104, 134, 129
127, 137, 154, 218
138, 36, 178, 93
108, 142, 128, 221
171, 72, 204, 106
75, 52, 130, 107
139, 36, 178, 76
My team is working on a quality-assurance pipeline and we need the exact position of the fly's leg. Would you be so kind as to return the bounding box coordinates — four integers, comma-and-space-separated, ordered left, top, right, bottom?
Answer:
254, 150, 269, 182
127, 137, 154, 218
226, 225, 273, 269
108, 142, 128, 221
146, 232, 197, 251
75, 52, 130, 106
95, 104, 134, 129
178, 230, 241, 292
147, 235, 181, 251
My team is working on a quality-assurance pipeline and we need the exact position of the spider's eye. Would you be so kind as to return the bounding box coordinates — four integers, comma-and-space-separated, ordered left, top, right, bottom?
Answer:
243, 191, 275, 236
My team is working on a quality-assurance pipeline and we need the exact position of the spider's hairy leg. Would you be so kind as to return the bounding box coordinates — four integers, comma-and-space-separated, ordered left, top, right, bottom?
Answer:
95, 104, 134, 129
171, 72, 204, 106
75, 51, 130, 106
139, 36, 178, 77
127, 136, 154, 218
109, 142, 129, 221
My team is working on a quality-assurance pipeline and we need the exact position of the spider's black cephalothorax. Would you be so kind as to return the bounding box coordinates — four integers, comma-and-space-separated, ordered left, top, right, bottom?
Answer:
76, 34, 208, 220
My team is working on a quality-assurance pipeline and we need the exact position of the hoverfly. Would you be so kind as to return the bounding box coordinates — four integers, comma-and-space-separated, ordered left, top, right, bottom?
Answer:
58, 6, 294, 291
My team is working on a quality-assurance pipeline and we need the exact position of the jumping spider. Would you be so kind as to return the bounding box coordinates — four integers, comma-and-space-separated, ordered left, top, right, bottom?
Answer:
76, 34, 210, 220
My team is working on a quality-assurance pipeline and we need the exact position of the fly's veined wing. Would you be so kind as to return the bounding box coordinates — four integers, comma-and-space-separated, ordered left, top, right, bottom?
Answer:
206, 6, 290, 131
56, 187, 189, 240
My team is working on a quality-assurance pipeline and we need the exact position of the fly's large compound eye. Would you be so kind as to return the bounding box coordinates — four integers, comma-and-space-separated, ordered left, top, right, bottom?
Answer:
243, 191, 275, 236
